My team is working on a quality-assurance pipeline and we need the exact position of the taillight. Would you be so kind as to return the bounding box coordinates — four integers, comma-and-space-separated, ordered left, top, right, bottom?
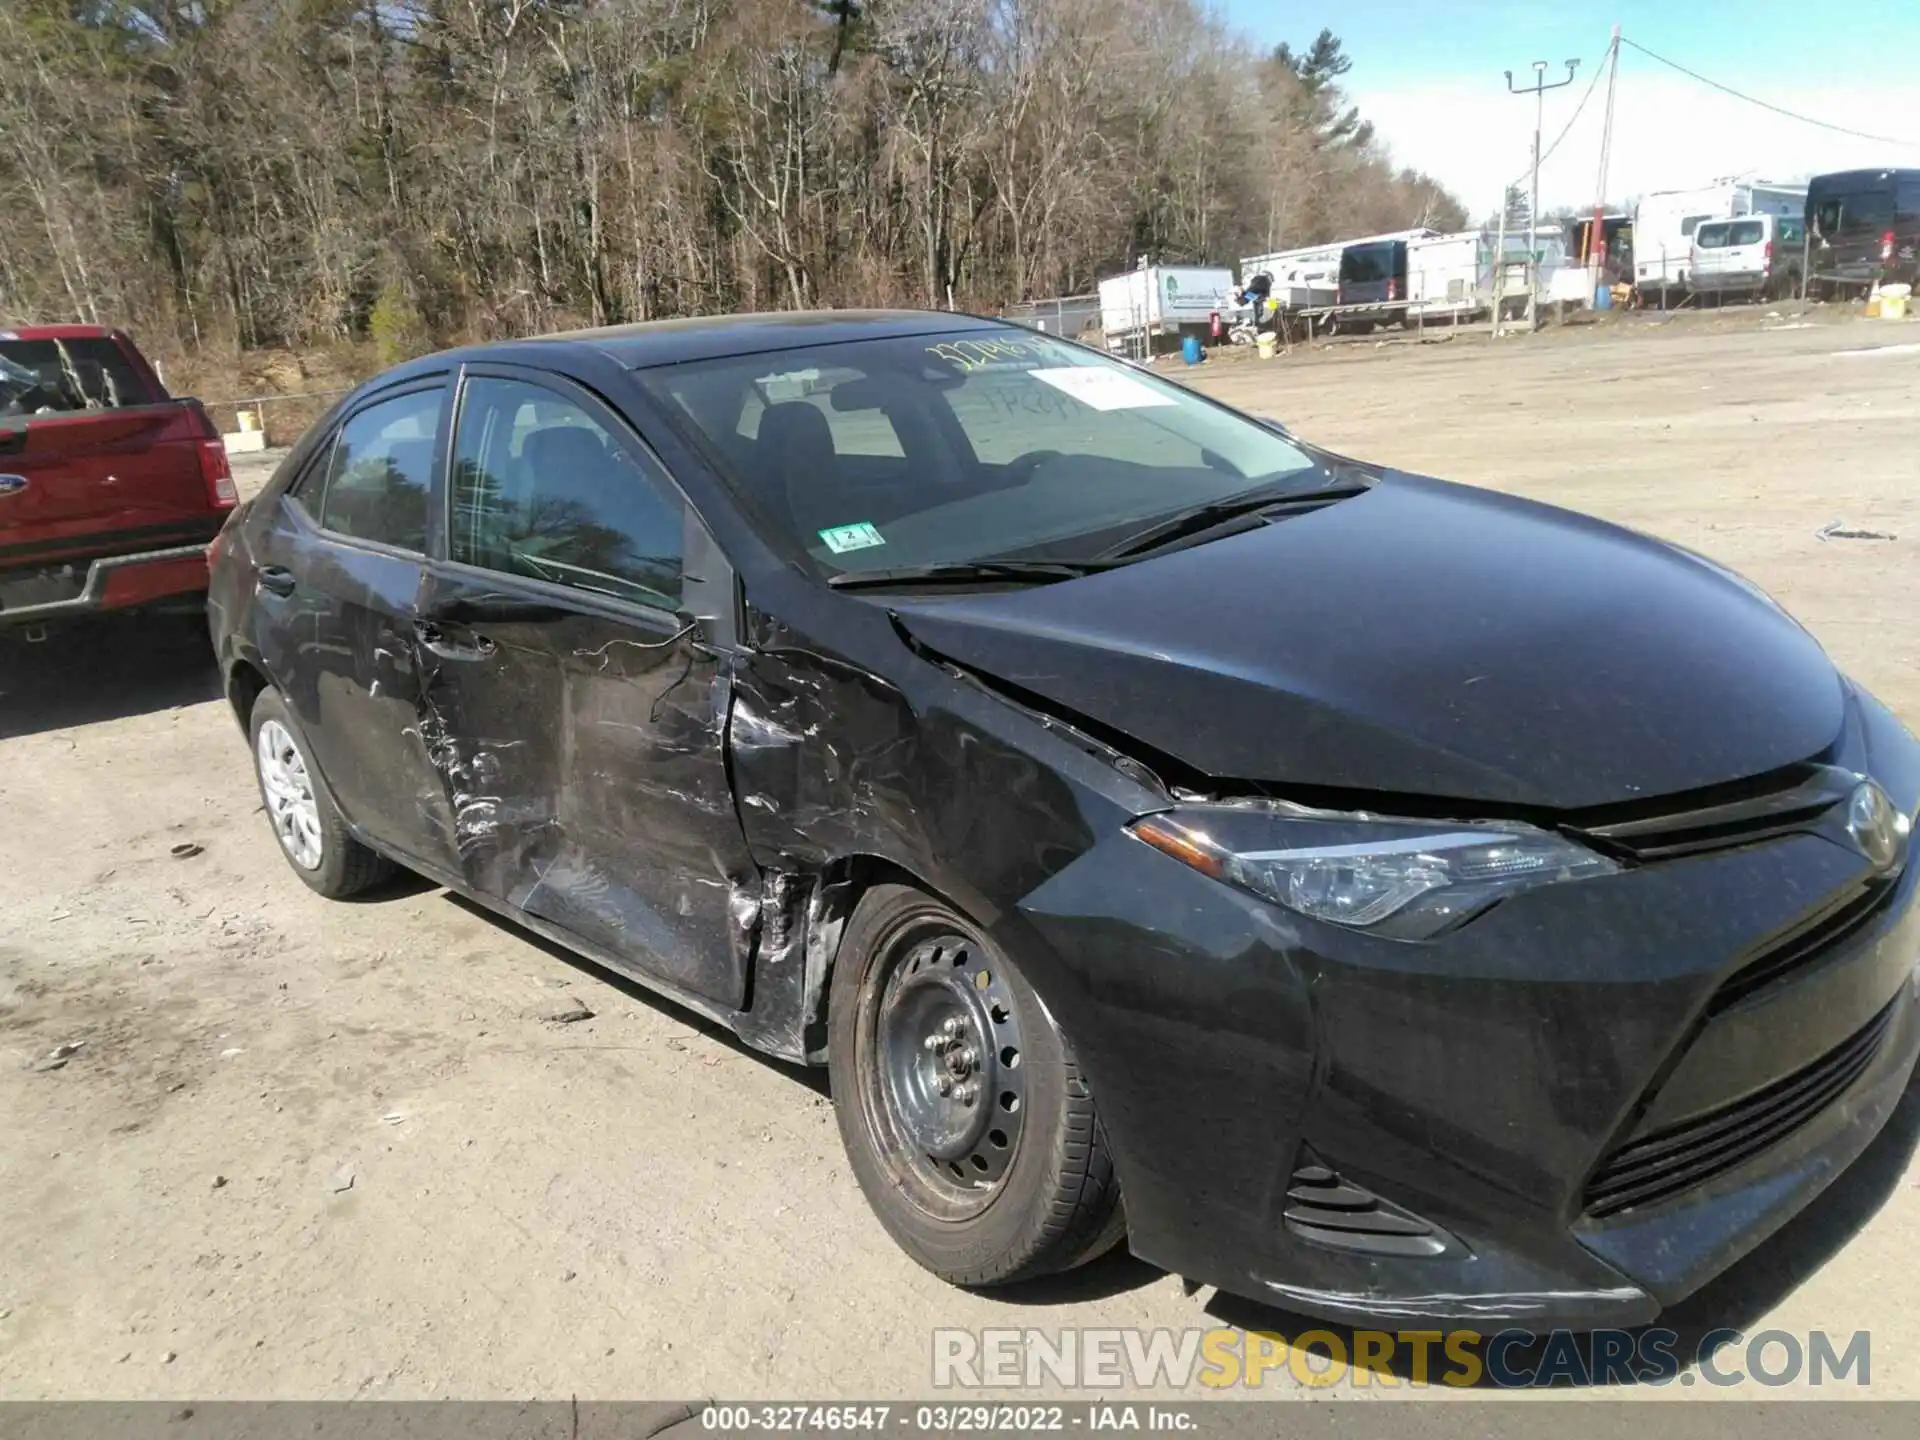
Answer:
1883, 230, 1896, 263
1764, 241, 1773, 268
198, 438, 238, 508
1388, 278, 1399, 301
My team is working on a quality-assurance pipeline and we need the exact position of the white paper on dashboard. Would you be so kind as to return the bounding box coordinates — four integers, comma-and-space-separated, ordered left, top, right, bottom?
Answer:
1027, 367, 1177, 411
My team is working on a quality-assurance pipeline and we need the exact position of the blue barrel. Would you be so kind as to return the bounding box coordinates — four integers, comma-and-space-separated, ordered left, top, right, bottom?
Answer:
1181, 333, 1204, 365
1594, 283, 1614, 311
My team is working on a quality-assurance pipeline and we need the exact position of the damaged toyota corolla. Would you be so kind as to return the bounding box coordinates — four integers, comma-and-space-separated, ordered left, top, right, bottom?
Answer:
208, 311, 1920, 1326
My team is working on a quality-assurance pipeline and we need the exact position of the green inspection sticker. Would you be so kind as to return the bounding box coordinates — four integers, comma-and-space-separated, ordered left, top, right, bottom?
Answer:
818, 522, 886, 554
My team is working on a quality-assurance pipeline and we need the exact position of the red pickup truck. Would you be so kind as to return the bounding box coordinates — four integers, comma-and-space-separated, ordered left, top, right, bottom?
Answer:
1, 324, 237, 640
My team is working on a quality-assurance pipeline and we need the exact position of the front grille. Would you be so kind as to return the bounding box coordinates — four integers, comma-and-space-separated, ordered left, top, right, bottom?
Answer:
1284, 1149, 1451, 1257
1708, 881, 1895, 1015
1584, 1000, 1896, 1218
1572, 765, 1855, 862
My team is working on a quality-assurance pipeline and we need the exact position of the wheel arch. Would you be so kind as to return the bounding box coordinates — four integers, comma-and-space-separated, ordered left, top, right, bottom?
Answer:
735, 850, 949, 1064
226, 655, 271, 732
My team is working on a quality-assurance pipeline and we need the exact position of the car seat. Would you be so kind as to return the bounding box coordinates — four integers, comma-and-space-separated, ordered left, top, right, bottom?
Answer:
755, 402, 839, 535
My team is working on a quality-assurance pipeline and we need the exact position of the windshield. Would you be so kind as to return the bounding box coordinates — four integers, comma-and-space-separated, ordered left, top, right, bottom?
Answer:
640, 330, 1323, 576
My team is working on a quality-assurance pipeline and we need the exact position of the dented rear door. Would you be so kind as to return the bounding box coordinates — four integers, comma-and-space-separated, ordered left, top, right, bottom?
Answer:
252, 380, 464, 872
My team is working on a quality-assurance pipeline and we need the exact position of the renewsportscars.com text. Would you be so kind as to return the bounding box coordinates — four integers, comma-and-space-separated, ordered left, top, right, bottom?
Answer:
932, 1326, 1871, 1390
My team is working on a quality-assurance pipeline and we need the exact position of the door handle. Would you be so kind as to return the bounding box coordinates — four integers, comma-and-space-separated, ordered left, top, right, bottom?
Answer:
257, 565, 297, 597
414, 619, 497, 661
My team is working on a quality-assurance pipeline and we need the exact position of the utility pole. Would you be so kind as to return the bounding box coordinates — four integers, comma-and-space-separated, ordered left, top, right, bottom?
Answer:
1590, 27, 1622, 301
1505, 57, 1580, 329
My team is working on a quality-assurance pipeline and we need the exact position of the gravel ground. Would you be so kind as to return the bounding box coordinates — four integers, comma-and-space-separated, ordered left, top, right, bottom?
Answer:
2, 305, 1918, 1402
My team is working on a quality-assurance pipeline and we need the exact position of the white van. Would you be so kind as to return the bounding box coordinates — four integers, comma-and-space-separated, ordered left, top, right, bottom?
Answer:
1635, 181, 1805, 300
1689, 213, 1807, 300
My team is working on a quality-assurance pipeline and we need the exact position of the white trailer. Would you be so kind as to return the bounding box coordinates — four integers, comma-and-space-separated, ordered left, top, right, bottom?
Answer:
1241, 229, 1438, 310
1407, 231, 1487, 318
1239, 243, 1342, 295
1634, 181, 1806, 297
1097, 265, 1237, 349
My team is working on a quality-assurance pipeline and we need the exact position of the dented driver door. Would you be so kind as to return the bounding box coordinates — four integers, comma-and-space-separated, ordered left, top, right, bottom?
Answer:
417, 366, 756, 1010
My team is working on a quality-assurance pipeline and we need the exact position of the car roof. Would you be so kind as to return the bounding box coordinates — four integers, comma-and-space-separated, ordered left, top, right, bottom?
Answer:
402, 309, 1011, 381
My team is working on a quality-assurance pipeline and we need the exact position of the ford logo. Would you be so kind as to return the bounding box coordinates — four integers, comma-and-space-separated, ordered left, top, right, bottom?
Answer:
0, 474, 29, 498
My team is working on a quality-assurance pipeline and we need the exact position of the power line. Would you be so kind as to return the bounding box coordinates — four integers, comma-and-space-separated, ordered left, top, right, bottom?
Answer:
1619, 36, 1920, 149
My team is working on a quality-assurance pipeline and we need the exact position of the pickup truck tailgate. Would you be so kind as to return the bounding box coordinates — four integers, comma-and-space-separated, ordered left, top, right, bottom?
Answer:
0, 406, 226, 566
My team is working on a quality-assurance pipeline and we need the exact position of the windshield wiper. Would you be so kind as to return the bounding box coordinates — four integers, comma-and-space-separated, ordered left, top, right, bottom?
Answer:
827, 558, 1117, 590
1096, 480, 1368, 561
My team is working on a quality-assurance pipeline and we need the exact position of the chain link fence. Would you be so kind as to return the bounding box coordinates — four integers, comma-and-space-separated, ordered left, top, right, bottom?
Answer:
199, 388, 354, 450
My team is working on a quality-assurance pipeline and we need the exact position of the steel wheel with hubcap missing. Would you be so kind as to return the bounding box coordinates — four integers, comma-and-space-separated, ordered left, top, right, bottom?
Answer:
872, 928, 1028, 1214
829, 883, 1124, 1286
256, 718, 323, 870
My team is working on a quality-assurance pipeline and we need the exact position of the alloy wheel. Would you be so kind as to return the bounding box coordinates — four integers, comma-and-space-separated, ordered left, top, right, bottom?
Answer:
256, 718, 324, 870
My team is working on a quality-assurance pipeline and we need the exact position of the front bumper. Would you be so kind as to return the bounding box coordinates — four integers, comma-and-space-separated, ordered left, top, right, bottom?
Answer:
0, 544, 210, 629
1689, 270, 1769, 293
1010, 695, 1920, 1328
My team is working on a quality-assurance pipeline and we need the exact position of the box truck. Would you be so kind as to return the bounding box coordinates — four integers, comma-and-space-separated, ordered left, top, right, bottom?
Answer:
1096, 266, 1237, 349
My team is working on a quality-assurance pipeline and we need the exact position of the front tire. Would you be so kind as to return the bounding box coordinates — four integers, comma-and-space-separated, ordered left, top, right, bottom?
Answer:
248, 688, 393, 898
828, 884, 1124, 1286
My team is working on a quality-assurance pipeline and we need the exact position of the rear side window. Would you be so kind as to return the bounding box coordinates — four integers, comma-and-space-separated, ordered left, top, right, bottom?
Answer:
284, 445, 331, 516
1850, 189, 1895, 229
449, 376, 683, 609
321, 388, 442, 552
1815, 187, 1894, 235
0, 336, 158, 416
1341, 245, 1392, 283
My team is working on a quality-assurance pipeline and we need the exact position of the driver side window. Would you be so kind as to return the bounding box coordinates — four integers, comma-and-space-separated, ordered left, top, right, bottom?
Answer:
449, 376, 684, 610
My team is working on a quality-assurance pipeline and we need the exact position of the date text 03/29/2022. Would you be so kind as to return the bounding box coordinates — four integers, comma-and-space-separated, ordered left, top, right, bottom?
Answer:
698, 1405, 1194, 1433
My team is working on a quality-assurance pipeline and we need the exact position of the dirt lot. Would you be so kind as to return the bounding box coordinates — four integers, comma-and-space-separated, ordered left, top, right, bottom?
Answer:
3, 308, 1918, 1401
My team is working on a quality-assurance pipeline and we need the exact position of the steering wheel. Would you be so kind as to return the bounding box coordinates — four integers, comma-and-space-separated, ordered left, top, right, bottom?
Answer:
1002, 449, 1064, 487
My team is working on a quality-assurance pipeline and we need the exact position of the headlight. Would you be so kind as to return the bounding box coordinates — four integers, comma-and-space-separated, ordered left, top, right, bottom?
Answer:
1130, 806, 1619, 940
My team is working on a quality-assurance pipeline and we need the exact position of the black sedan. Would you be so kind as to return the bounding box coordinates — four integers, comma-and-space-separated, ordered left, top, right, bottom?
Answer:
208, 311, 1920, 1326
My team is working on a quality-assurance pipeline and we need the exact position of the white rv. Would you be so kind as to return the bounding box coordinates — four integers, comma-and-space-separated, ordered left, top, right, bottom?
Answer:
1634, 181, 1806, 299
1407, 231, 1489, 319
1240, 229, 1438, 311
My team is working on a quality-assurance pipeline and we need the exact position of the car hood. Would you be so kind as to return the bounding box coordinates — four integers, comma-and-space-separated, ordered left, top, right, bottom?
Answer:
890, 473, 1845, 811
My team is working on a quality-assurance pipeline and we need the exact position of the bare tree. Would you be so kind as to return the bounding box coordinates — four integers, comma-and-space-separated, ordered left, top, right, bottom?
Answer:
0, 0, 1467, 360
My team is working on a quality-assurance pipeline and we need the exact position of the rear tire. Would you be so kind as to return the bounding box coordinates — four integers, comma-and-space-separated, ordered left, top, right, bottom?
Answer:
828, 883, 1124, 1286
248, 688, 393, 899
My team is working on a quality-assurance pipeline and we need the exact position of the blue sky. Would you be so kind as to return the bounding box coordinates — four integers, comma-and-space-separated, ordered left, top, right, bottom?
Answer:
1216, 1, 1920, 214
